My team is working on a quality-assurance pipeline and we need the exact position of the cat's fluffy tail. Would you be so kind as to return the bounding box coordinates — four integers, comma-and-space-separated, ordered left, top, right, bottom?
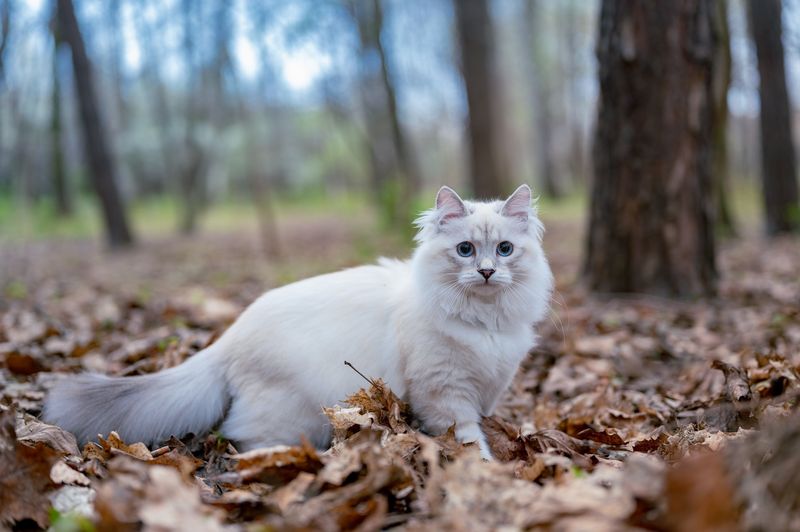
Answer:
43, 344, 228, 446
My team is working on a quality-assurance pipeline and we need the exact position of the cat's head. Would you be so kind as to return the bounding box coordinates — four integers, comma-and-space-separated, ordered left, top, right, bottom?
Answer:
412, 184, 552, 320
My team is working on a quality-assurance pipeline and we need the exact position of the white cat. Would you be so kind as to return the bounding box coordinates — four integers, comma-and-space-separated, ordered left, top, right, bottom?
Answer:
44, 185, 553, 459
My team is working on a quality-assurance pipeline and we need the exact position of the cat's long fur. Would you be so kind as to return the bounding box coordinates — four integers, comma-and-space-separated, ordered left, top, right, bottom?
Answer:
44, 185, 553, 458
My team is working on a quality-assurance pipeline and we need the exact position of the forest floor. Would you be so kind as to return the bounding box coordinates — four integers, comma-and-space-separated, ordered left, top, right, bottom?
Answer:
1, 214, 799, 530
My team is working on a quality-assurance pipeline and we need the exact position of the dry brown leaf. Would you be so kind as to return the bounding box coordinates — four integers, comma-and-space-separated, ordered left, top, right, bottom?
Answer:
16, 415, 81, 457
235, 439, 324, 485
0, 408, 60, 527
712, 360, 753, 403
666, 450, 740, 531
344, 376, 412, 434
50, 460, 91, 486
95, 455, 225, 531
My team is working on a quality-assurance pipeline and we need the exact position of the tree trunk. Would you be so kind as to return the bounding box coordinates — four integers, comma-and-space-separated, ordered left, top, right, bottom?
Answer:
711, 0, 736, 236
584, 0, 717, 297
56, 0, 133, 248
51, 40, 71, 216
526, 0, 561, 199
178, 0, 206, 235
0, 0, 9, 84
349, 0, 415, 226
372, 0, 420, 221
747, 0, 799, 235
455, 0, 505, 199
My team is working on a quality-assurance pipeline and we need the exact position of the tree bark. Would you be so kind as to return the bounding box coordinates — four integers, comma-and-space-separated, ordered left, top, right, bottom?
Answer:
711, 0, 736, 236
455, 0, 505, 199
584, 0, 717, 297
747, 0, 799, 235
56, 0, 133, 248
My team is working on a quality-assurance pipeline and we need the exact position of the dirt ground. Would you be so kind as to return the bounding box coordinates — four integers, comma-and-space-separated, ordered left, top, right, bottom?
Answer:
1, 216, 799, 530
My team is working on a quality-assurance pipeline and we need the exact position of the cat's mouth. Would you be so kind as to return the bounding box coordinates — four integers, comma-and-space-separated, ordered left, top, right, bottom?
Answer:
467, 279, 504, 294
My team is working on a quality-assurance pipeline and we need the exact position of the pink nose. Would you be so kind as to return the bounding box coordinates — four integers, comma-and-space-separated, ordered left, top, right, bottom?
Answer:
478, 268, 495, 280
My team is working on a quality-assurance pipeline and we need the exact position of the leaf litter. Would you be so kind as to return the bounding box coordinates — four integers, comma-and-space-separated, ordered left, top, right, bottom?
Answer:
1, 224, 800, 530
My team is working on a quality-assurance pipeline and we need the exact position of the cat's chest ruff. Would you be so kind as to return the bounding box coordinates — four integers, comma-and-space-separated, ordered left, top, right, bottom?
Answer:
434, 318, 532, 367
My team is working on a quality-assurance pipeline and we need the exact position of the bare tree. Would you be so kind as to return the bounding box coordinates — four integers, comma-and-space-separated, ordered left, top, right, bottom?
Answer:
455, 0, 506, 199
585, 0, 717, 296
245, 2, 281, 258
177, 0, 208, 235
748, 0, 799, 235
49, 13, 71, 216
0, 0, 9, 84
711, 0, 736, 235
349, 0, 419, 225
525, 0, 561, 199
56, 0, 134, 248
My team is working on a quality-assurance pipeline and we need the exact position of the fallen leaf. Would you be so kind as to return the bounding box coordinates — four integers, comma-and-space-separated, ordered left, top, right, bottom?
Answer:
0, 408, 60, 527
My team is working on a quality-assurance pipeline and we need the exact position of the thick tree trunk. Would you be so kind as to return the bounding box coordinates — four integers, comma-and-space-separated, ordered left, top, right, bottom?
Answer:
56, 0, 133, 248
455, 0, 505, 199
584, 0, 717, 297
747, 0, 799, 235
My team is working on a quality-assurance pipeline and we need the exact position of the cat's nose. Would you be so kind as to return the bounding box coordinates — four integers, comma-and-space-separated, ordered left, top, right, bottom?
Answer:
478, 268, 495, 280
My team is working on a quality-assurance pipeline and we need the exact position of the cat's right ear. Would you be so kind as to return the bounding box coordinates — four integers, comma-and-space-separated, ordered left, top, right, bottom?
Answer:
435, 186, 467, 225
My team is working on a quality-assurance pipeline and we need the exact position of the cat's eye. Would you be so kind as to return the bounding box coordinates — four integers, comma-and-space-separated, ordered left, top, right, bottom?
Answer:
456, 241, 475, 257
496, 241, 514, 257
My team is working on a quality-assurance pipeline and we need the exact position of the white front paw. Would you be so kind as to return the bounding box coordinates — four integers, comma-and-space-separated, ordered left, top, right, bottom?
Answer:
456, 422, 493, 461
477, 439, 494, 461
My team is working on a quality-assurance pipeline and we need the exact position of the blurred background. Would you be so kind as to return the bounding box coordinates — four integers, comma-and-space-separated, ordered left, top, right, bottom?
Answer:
0, 0, 798, 291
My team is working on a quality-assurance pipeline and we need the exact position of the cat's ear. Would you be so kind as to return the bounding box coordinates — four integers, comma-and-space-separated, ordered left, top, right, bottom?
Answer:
435, 186, 467, 224
501, 184, 532, 222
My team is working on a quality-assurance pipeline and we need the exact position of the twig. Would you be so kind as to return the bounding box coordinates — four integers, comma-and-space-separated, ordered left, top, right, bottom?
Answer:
344, 360, 374, 386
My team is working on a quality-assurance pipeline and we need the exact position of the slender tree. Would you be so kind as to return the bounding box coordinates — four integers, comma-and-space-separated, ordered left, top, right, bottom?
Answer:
0, 0, 9, 84
178, 0, 206, 235
455, 0, 506, 199
585, 0, 717, 296
372, 0, 420, 218
747, 0, 799, 235
56, 0, 134, 248
50, 33, 71, 216
711, 0, 736, 235
525, 0, 561, 199
349, 0, 418, 226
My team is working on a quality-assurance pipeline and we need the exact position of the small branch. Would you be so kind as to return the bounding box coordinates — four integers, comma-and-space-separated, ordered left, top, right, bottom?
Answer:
344, 360, 374, 386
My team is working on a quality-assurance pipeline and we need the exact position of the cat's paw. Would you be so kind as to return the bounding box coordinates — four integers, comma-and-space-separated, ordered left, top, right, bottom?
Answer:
478, 442, 495, 461
455, 421, 493, 461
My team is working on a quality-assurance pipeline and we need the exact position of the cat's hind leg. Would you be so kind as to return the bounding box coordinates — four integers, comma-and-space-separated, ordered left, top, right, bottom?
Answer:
219, 387, 331, 451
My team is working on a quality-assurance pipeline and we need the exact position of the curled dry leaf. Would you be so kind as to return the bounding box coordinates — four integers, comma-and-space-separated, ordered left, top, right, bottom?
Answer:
343, 375, 411, 434
235, 439, 324, 485
51, 460, 91, 486
0, 408, 61, 527
16, 414, 81, 457
712, 360, 753, 403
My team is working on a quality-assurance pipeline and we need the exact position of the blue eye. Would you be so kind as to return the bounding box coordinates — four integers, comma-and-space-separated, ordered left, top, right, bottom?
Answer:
456, 242, 475, 257
496, 241, 513, 256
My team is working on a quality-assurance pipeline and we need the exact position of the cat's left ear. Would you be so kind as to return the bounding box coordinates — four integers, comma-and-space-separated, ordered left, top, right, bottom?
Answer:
435, 186, 467, 224
501, 184, 532, 222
